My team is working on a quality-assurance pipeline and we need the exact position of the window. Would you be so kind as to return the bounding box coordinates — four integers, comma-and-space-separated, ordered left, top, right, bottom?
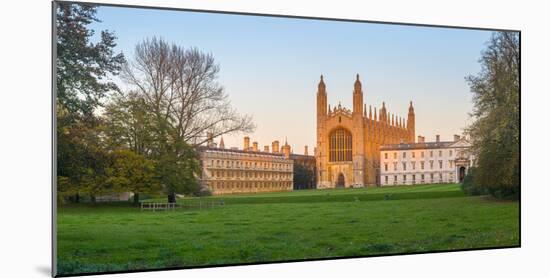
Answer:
412, 174, 416, 181
449, 150, 453, 156
439, 150, 442, 157
449, 160, 453, 168
430, 160, 434, 169
403, 152, 407, 158
439, 160, 443, 169
421, 174, 425, 180
394, 175, 397, 183
329, 128, 353, 162
421, 161, 425, 170
412, 161, 416, 170
385, 176, 388, 184
393, 162, 398, 171
421, 152, 425, 158
412, 151, 416, 158
402, 162, 407, 171
384, 153, 388, 159
430, 151, 433, 157
393, 152, 397, 159
384, 163, 388, 171
403, 175, 407, 181
430, 173, 434, 180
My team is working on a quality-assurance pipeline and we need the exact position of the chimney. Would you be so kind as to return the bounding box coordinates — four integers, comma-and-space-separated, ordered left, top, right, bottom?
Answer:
304, 145, 308, 155
252, 142, 258, 152
243, 136, 250, 151
436, 135, 440, 143
418, 135, 425, 143
264, 145, 270, 152
454, 134, 460, 142
282, 144, 291, 159
272, 140, 280, 153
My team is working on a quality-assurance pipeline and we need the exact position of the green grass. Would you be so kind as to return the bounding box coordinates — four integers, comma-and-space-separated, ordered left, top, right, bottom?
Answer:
56, 183, 519, 275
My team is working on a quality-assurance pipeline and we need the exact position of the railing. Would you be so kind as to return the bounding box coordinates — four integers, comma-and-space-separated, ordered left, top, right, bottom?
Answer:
140, 200, 225, 212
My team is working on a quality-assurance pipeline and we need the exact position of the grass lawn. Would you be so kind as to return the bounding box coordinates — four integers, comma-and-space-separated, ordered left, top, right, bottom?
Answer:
56, 184, 519, 276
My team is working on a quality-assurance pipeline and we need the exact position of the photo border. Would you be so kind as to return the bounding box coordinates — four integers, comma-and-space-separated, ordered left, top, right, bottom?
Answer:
51, 1, 521, 277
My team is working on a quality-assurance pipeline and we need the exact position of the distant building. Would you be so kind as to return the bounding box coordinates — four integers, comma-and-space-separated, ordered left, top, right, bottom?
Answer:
315, 74, 415, 188
379, 135, 473, 186
197, 134, 294, 195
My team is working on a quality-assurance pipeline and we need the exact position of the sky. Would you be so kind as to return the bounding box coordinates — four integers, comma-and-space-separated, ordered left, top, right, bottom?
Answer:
90, 5, 493, 154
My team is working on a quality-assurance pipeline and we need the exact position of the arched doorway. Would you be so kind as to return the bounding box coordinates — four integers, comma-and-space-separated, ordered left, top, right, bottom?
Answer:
336, 173, 345, 188
459, 167, 466, 183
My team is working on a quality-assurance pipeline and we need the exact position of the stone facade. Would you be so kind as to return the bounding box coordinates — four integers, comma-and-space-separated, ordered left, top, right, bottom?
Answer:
316, 74, 415, 188
379, 135, 473, 185
198, 136, 294, 195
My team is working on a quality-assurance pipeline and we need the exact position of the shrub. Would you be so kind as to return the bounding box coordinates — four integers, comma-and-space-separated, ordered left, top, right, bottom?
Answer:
461, 168, 487, 196
193, 188, 213, 197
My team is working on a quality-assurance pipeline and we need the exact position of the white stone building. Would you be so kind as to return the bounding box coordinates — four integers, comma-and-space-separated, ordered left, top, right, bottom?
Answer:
379, 135, 473, 186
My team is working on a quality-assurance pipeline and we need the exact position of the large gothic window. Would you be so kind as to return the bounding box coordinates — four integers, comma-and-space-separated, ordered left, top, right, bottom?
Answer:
329, 128, 352, 162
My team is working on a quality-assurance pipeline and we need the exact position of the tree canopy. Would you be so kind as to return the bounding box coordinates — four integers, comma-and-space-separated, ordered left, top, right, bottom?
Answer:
465, 31, 520, 199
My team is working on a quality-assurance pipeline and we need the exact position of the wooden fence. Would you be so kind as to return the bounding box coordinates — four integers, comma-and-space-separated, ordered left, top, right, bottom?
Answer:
140, 200, 225, 212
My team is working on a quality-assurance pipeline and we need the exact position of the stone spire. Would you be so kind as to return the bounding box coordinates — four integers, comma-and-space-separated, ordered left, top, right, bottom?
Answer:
219, 136, 225, 149
407, 100, 415, 143
369, 105, 372, 119
318, 74, 326, 92
353, 73, 363, 116
282, 137, 291, 159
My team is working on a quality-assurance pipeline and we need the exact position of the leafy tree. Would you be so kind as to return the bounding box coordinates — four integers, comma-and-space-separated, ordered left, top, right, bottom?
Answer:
56, 3, 125, 203
56, 2, 125, 117
465, 31, 520, 199
155, 141, 201, 203
56, 111, 110, 203
460, 167, 487, 196
293, 163, 314, 190
103, 92, 156, 155
106, 150, 160, 205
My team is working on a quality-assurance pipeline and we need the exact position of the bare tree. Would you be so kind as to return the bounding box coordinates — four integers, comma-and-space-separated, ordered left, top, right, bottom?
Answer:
122, 37, 255, 149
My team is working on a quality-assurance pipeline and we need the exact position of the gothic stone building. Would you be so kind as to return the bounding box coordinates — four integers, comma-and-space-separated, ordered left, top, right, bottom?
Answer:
198, 136, 294, 195
316, 74, 415, 188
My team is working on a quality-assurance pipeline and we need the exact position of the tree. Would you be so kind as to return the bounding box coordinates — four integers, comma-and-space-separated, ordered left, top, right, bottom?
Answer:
56, 2, 125, 117
120, 37, 255, 201
465, 31, 520, 199
106, 150, 160, 205
121, 37, 255, 148
56, 3, 125, 203
293, 163, 314, 190
155, 141, 201, 203
103, 92, 156, 155
56, 109, 110, 203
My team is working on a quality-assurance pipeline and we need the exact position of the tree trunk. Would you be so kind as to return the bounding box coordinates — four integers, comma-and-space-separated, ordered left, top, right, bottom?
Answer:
133, 192, 140, 206
75, 193, 80, 203
167, 192, 176, 204
91, 195, 96, 203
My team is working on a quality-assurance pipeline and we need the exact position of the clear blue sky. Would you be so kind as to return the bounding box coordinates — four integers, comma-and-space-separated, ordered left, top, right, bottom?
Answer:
91, 5, 493, 154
